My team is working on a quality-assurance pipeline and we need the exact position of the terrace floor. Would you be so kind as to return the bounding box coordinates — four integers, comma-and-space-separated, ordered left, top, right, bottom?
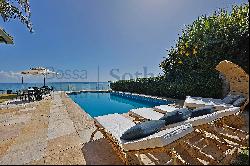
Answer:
0, 92, 248, 165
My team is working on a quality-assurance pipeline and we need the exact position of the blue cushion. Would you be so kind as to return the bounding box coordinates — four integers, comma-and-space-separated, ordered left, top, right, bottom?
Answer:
190, 106, 215, 118
120, 120, 166, 141
222, 94, 241, 104
159, 108, 191, 125
232, 97, 247, 107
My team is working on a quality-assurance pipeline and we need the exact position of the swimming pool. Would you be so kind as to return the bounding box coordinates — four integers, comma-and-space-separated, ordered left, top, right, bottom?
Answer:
69, 92, 174, 117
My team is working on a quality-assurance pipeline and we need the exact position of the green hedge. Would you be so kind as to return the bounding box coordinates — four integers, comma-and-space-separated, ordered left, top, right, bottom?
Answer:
111, 72, 222, 100
111, 3, 248, 100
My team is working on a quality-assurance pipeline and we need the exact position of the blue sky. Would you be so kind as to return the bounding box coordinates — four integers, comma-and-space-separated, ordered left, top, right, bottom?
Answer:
0, 0, 247, 83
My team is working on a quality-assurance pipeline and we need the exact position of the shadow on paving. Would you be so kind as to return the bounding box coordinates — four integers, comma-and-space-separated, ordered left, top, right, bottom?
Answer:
81, 138, 177, 165
81, 138, 124, 165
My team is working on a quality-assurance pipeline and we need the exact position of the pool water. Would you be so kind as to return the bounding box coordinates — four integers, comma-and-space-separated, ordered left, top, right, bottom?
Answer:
69, 92, 173, 117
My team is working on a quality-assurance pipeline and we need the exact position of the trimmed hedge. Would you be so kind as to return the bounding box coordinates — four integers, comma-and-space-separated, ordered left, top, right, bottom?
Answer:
111, 72, 222, 100
111, 4, 248, 100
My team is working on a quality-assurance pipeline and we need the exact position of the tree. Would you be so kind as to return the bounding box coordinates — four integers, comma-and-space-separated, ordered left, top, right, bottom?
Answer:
0, 0, 33, 43
0, 0, 33, 32
160, 3, 249, 74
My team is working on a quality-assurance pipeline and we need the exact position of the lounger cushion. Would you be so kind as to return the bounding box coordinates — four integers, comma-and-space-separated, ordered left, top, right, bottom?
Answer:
190, 106, 215, 118
120, 120, 166, 141
222, 94, 241, 104
159, 108, 191, 125
232, 97, 247, 107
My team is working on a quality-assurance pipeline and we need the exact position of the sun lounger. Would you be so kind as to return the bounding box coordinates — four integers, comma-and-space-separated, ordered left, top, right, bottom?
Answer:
129, 107, 164, 121
184, 60, 249, 112
128, 105, 248, 147
129, 106, 249, 142
128, 106, 240, 128
167, 107, 240, 129
92, 113, 196, 164
184, 96, 235, 110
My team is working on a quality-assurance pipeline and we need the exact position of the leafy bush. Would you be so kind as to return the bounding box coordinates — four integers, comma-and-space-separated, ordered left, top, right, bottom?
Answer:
160, 3, 249, 74
111, 3, 249, 99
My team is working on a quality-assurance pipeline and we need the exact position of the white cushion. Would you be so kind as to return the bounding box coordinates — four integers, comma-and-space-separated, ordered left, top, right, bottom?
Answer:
130, 108, 163, 120
184, 96, 234, 110
95, 113, 135, 143
155, 105, 179, 113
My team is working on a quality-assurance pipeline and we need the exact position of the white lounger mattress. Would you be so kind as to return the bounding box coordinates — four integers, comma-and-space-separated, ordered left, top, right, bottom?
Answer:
155, 105, 179, 113
129, 108, 164, 120
184, 96, 234, 110
95, 113, 193, 151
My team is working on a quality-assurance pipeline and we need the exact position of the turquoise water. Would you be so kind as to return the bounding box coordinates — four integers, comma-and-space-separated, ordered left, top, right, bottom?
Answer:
0, 82, 110, 91
69, 92, 173, 117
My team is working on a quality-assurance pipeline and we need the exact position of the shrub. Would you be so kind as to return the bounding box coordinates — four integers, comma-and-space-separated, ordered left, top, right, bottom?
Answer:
160, 4, 249, 75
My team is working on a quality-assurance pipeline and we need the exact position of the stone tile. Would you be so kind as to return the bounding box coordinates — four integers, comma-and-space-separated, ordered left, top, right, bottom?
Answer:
73, 121, 93, 131
26, 157, 46, 165
14, 127, 48, 145
18, 107, 36, 113
0, 108, 19, 114
0, 139, 15, 158
1, 113, 31, 126
0, 138, 47, 165
45, 132, 82, 156
47, 118, 76, 140
44, 146, 86, 165
78, 127, 103, 143
49, 113, 69, 123
0, 127, 20, 143
0, 112, 15, 123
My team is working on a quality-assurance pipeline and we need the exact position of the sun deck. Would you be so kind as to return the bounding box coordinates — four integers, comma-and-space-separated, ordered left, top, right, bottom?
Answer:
0, 91, 249, 165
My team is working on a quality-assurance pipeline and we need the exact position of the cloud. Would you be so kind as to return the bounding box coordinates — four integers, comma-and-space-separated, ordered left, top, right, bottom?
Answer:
0, 71, 21, 83
0, 70, 43, 83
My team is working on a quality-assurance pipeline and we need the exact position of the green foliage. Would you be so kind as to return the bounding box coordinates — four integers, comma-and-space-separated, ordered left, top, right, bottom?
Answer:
111, 72, 222, 100
232, 148, 249, 165
160, 3, 249, 74
111, 3, 249, 99
0, 0, 33, 32
0, 94, 17, 103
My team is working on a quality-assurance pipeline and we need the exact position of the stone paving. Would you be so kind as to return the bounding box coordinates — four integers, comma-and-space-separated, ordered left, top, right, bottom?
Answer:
0, 91, 248, 165
0, 92, 124, 165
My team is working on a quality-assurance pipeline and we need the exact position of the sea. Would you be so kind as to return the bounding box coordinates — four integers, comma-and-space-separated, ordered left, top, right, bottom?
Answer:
0, 82, 111, 92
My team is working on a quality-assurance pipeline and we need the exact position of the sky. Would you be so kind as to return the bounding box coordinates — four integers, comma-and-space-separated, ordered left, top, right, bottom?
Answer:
0, 0, 248, 83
